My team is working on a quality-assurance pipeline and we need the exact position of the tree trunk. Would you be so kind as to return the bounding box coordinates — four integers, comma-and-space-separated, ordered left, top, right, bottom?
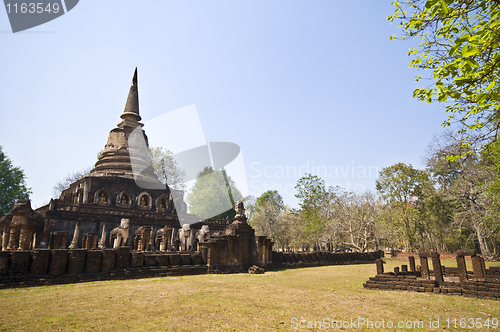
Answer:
475, 224, 492, 258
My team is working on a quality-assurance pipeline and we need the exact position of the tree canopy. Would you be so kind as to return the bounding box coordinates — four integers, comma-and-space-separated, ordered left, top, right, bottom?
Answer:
376, 162, 431, 204
148, 147, 186, 190
376, 163, 431, 251
0, 146, 31, 216
426, 131, 499, 256
185, 167, 243, 221
294, 174, 328, 210
248, 190, 288, 248
389, 0, 500, 151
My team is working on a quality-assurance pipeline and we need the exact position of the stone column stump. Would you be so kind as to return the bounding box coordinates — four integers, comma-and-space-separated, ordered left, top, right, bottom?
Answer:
100, 249, 116, 271
114, 247, 130, 269
0, 251, 9, 276
48, 249, 69, 276
68, 249, 87, 274
84, 250, 102, 273
408, 256, 416, 272
130, 252, 145, 267
30, 249, 51, 275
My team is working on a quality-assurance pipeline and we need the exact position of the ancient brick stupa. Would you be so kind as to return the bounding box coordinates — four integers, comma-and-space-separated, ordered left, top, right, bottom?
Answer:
32, 68, 199, 249
90, 68, 160, 184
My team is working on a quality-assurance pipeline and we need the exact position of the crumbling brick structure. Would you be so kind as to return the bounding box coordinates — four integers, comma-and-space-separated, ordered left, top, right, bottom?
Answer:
364, 250, 500, 301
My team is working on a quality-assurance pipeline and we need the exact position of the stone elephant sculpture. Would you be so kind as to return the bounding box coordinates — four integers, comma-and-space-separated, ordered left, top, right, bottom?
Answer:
134, 226, 152, 251
196, 225, 210, 243
177, 224, 195, 251
155, 226, 173, 251
110, 218, 130, 248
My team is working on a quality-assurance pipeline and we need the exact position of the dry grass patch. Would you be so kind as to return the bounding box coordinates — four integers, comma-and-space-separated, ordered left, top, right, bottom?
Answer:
0, 259, 499, 331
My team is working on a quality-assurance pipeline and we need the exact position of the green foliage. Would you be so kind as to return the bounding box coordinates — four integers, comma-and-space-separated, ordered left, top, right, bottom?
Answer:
255, 190, 284, 209
425, 132, 499, 256
376, 162, 431, 204
390, 0, 500, 151
0, 146, 31, 216
248, 190, 289, 247
294, 174, 328, 209
418, 189, 455, 251
376, 163, 432, 251
293, 174, 330, 248
148, 147, 186, 190
186, 167, 243, 221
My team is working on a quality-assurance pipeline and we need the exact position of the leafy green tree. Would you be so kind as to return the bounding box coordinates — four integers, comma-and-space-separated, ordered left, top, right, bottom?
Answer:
295, 174, 328, 209
148, 147, 186, 190
426, 132, 499, 257
376, 163, 431, 251
0, 146, 31, 216
294, 174, 329, 249
186, 167, 243, 221
249, 190, 288, 248
389, 0, 500, 150
418, 188, 456, 251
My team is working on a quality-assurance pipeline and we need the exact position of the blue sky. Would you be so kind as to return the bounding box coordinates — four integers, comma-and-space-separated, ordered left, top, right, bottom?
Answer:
0, 1, 447, 208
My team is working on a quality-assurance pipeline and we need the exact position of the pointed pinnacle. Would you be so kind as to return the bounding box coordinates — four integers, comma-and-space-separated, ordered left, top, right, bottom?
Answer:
120, 68, 141, 123
132, 67, 137, 86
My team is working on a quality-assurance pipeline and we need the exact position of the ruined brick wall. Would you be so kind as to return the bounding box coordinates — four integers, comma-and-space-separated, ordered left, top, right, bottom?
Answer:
364, 254, 500, 301
272, 250, 383, 270
363, 271, 500, 300
0, 248, 208, 289
0, 248, 383, 289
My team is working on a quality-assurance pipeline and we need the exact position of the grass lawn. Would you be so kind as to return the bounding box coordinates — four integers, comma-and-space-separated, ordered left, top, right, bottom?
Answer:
0, 258, 500, 331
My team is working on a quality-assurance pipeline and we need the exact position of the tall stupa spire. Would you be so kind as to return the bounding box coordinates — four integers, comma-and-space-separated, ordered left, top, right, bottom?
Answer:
120, 67, 141, 124
89, 68, 160, 182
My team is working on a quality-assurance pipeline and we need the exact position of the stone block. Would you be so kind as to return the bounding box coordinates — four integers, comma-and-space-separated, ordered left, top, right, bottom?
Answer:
144, 255, 156, 266
156, 254, 168, 266
100, 249, 116, 271
48, 249, 69, 276
8, 251, 31, 276
169, 254, 181, 266
30, 249, 51, 275
114, 247, 129, 269
180, 254, 191, 265
191, 253, 203, 265
418, 251, 432, 258
130, 252, 144, 268
456, 249, 476, 257
0, 252, 9, 276
67, 249, 86, 275
431, 253, 444, 285
375, 259, 384, 274
420, 256, 430, 279
84, 250, 102, 273
472, 256, 485, 279
456, 255, 468, 283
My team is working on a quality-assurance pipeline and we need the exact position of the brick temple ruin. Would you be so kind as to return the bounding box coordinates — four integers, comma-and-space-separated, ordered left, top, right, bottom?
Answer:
364, 250, 500, 301
0, 69, 382, 289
